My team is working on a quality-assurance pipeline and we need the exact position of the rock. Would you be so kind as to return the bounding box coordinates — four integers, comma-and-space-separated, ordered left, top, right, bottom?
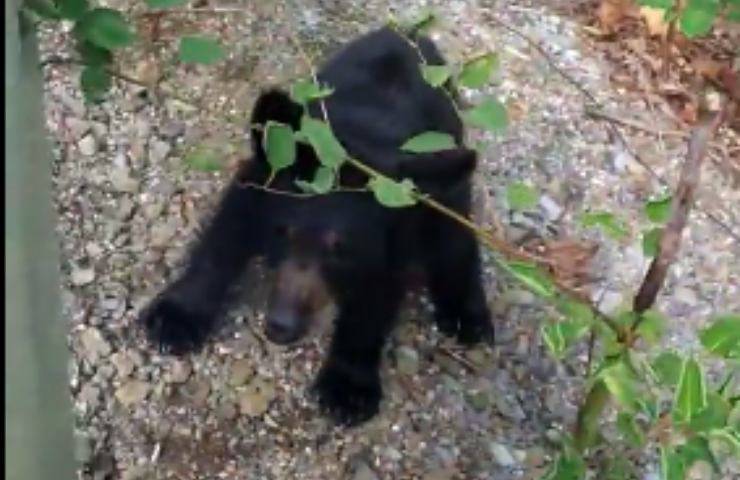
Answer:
74, 431, 94, 463
149, 221, 178, 247
352, 461, 379, 480
495, 394, 526, 421
467, 389, 490, 411
110, 168, 139, 193
501, 288, 536, 307
160, 120, 186, 139
149, 139, 171, 164
489, 442, 516, 466
85, 242, 103, 258
78, 134, 97, 156
115, 380, 150, 406
238, 377, 276, 417
217, 401, 238, 421
71, 267, 96, 286
79, 328, 111, 363
687, 461, 713, 480
423, 468, 457, 480
66, 118, 90, 139
79, 383, 101, 411
110, 351, 136, 378
228, 359, 255, 386
182, 378, 210, 407
166, 360, 191, 384
539, 194, 563, 221
395, 346, 419, 375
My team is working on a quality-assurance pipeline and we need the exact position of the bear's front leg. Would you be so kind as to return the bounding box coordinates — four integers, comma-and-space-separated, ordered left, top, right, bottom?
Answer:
141, 164, 272, 355
314, 285, 402, 426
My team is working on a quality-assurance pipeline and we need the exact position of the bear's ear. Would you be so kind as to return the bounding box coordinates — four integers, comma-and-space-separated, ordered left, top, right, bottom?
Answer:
250, 89, 303, 158
397, 148, 477, 186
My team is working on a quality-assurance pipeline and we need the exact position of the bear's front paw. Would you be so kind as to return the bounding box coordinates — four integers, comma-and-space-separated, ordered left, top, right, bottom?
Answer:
139, 293, 214, 356
313, 362, 381, 426
436, 311, 495, 346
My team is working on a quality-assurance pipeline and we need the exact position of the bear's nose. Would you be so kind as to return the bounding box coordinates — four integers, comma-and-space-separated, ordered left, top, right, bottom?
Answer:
265, 312, 302, 345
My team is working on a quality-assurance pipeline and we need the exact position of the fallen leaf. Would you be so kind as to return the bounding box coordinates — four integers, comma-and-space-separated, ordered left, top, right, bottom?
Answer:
598, 0, 635, 32
523, 238, 599, 294
640, 6, 670, 38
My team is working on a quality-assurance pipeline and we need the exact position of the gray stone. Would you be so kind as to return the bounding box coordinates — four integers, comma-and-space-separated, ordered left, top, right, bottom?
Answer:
489, 442, 516, 466
78, 134, 97, 156
115, 380, 150, 406
395, 346, 420, 375
71, 267, 96, 286
79, 328, 111, 363
166, 360, 191, 384
229, 359, 255, 386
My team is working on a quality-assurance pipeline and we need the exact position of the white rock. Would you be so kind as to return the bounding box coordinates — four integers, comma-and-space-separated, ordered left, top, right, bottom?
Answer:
115, 380, 150, 406
78, 134, 97, 156
71, 267, 95, 286
79, 327, 111, 363
489, 442, 516, 466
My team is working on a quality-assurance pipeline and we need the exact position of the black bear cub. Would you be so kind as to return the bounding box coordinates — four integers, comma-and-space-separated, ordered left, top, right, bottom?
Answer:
141, 26, 494, 425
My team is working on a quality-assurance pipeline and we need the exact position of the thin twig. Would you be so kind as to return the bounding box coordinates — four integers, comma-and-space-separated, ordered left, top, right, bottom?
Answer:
630, 101, 735, 339
438, 345, 479, 374
585, 108, 687, 138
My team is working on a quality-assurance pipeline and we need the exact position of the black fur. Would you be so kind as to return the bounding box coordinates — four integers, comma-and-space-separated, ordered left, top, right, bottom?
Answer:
141, 27, 493, 425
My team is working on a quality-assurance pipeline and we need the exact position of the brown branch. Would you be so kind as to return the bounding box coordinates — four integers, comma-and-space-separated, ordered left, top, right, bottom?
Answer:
585, 108, 687, 138
631, 102, 734, 333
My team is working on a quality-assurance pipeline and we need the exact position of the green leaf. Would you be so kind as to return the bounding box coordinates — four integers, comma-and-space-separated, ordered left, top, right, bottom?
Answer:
673, 357, 708, 424
708, 427, 740, 455
636, 0, 675, 9
505, 261, 555, 298
146, 0, 190, 8
462, 98, 508, 132
400, 131, 456, 153
728, 2, 740, 22
290, 79, 334, 105
401, 8, 438, 34
599, 359, 640, 411
652, 351, 684, 387
642, 227, 662, 257
542, 319, 590, 359
458, 53, 498, 89
179, 36, 225, 65
660, 446, 686, 480
677, 436, 720, 474
689, 392, 730, 433
574, 381, 610, 451
679, 0, 719, 38
263, 121, 295, 173
24, 0, 61, 19
541, 450, 586, 480
58, 0, 89, 19
699, 314, 740, 359
645, 195, 673, 223
77, 8, 135, 50
295, 166, 335, 194
368, 177, 417, 208
617, 412, 645, 447
299, 117, 347, 169
80, 66, 111, 102
506, 182, 539, 211
77, 40, 113, 66
185, 146, 223, 172
420, 64, 452, 87
556, 299, 594, 326
636, 310, 667, 344
580, 211, 628, 240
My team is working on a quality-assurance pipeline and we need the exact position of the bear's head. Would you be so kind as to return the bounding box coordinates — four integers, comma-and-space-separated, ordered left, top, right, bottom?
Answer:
251, 89, 478, 345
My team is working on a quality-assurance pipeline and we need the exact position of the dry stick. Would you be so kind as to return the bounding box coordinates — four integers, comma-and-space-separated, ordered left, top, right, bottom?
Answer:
585, 108, 688, 138
630, 102, 735, 337
481, 11, 740, 244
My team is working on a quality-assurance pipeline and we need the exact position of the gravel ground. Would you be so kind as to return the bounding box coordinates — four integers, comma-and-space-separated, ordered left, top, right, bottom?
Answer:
38, 0, 739, 479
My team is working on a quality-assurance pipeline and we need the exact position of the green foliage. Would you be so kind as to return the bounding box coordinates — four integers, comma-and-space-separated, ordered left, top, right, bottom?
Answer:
400, 131, 456, 153
699, 314, 740, 359
462, 98, 509, 132
617, 412, 646, 447
506, 182, 539, 211
645, 195, 673, 224
599, 358, 641, 412
680, 0, 720, 37
290, 79, 334, 105
299, 117, 347, 169
458, 53, 498, 89
80, 65, 111, 102
184, 146, 223, 172
673, 357, 708, 424
295, 166, 335, 194
76, 8, 135, 50
505, 261, 555, 298
179, 36, 226, 65
635, 310, 667, 344
58, 0, 89, 20
263, 121, 296, 174
24, 0, 62, 20
420, 65, 452, 87
368, 177, 417, 208
580, 211, 629, 240
146, 0, 190, 8
642, 227, 662, 257
652, 351, 684, 387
